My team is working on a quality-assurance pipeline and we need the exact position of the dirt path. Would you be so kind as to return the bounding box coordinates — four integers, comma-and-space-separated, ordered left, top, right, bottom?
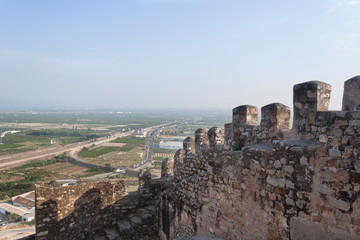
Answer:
0, 227, 35, 240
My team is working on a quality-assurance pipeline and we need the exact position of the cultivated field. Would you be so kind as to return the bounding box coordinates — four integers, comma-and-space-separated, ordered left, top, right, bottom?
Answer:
79, 144, 144, 168
40, 162, 87, 176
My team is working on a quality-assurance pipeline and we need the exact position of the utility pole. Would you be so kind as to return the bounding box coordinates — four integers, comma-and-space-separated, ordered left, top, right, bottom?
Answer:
0, 125, 2, 144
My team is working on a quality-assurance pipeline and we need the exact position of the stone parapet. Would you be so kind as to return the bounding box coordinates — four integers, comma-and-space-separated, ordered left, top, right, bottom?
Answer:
293, 81, 331, 133
195, 128, 209, 154
35, 76, 360, 240
342, 75, 360, 111
260, 103, 291, 129
232, 105, 258, 127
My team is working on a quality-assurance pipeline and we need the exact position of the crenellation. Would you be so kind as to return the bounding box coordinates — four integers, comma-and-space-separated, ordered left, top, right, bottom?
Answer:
156, 76, 360, 240
208, 126, 225, 150
161, 157, 175, 178
34, 76, 360, 240
260, 103, 291, 129
342, 75, 360, 111
174, 149, 184, 182
232, 105, 258, 127
194, 128, 209, 154
293, 81, 331, 134
224, 123, 232, 150
183, 136, 195, 155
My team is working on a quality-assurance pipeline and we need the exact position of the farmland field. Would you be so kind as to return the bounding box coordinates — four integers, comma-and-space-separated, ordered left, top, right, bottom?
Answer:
81, 145, 144, 168
0, 109, 230, 199
41, 162, 87, 175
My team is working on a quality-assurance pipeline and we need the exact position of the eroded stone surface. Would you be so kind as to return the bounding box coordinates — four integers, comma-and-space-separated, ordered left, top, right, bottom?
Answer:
342, 75, 360, 111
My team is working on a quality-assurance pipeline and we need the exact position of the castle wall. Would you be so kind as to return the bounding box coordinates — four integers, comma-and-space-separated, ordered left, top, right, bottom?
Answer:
35, 176, 169, 240
34, 76, 360, 240
159, 76, 360, 240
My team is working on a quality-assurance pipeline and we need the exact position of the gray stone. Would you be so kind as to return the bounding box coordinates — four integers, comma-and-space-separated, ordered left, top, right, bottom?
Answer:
274, 160, 282, 169
329, 197, 350, 211
286, 197, 295, 206
329, 147, 342, 157
343, 76, 360, 110
130, 216, 142, 224
319, 134, 328, 143
260, 103, 291, 129
334, 228, 358, 240
290, 218, 332, 240
285, 165, 294, 173
331, 128, 343, 137
300, 156, 309, 165
355, 161, 360, 172
37, 231, 49, 237
232, 105, 258, 126
285, 180, 295, 189
335, 210, 351, 223
118, 219, 131, 230
280, 158, 287, 164
318, 184, 334, 195
267, 176, 286, 188
104, 228, 120, 240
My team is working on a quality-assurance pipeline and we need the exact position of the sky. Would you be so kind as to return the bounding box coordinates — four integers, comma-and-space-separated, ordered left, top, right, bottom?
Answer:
0, 0, 359, 111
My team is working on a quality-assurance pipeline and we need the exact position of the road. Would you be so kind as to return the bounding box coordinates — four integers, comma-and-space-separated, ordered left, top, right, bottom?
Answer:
0, 227, 35, 240
74, 124, 175, 179
0, 123, 174, 170
132, 127, 162, 171
86, 172, 118, 180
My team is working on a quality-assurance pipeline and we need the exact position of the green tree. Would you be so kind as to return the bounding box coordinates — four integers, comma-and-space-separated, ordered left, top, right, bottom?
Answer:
105, 163, 112, 172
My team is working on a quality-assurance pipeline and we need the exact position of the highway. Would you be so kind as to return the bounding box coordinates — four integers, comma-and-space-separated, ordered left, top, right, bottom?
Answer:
0, 122, 174, 170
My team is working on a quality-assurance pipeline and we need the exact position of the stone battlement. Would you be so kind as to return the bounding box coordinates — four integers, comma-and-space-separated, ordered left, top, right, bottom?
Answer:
156, 76, 360, 240
35, 76, 360, 240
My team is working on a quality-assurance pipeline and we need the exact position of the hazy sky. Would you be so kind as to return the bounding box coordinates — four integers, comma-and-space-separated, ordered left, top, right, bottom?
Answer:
0, 0, 359, 111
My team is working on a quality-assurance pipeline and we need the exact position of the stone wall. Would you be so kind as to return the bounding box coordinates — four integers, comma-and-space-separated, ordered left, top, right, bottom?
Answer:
35, 75, 360, 240
35, 176, 169, 240
158, 76, 360, 240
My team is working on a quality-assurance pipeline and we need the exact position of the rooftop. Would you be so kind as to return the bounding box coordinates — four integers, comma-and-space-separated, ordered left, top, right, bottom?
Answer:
0, 203, 31, 216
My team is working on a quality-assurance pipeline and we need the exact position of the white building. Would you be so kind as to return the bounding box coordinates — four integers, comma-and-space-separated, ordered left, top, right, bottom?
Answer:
158, 141, 183, 150
0, 203, 34, 222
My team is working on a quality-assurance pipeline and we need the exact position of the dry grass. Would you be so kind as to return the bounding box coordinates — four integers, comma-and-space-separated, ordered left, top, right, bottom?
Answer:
86, 145, 144, 168
41, 162, 86, 174
126, 185, 138, 192
0, 223, 35, 231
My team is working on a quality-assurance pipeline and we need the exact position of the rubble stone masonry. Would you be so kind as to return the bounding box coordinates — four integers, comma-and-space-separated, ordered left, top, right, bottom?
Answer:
36, 76, 360, 240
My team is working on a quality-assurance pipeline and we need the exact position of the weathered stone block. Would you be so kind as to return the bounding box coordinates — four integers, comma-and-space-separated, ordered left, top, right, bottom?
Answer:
318, 184, 334, 195
161, 158, 174, 178
329, 197, 350, 211
183, 137, 196, 154
335, 170, 349, 183
195, 128, 209, 153
260, 103, 291, 129
293, 81, 331, 129
118, 219, 131, 230
208, 127, 224, 149
334, 228, 358, 240
232, 105, 258, 127
290, 218, 332, 240
224, 123, 232, 150
342, 75, 360, 111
